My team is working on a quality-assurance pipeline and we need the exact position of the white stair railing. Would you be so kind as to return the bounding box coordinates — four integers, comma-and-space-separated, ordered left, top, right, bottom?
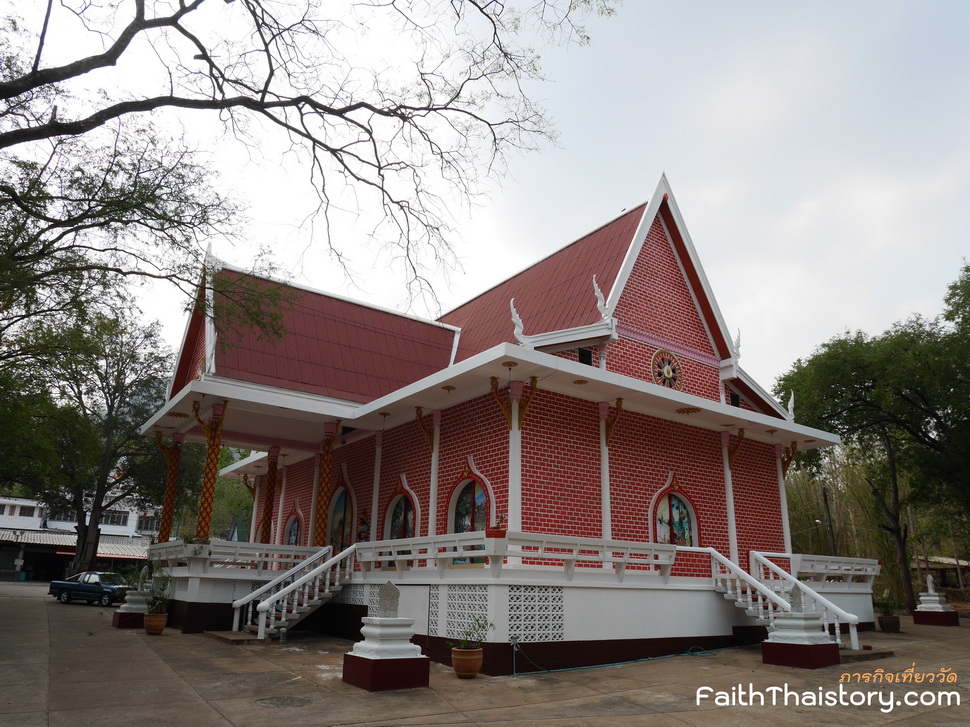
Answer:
750, 551, 862, 650
680, 546, 790, 627
231, 545, 333, 632
248, 544, 359, 639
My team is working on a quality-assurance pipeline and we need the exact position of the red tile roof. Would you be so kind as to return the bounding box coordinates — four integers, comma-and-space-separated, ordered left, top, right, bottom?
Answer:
439, 205, 645, 361
213, 271, 457, 403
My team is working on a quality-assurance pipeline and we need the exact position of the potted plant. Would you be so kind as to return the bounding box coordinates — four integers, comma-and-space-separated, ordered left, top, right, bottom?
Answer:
485, 513, 507, 538
143, 570, 172, 635
875, 599, 902, 633
449, 616, 493, 678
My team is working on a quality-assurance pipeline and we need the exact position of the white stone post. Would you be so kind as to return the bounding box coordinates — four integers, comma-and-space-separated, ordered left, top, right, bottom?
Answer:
721, 432, 740, 564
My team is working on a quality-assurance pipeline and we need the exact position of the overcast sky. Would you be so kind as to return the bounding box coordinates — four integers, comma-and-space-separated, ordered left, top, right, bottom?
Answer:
145, 0, 969, 393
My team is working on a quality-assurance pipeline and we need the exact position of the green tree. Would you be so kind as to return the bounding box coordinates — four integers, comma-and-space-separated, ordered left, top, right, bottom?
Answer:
776, 265, 970, 611
2, 308, 188, 572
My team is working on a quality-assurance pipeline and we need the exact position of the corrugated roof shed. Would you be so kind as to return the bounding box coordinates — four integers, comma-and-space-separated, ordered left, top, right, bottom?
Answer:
0, 529, 150, 559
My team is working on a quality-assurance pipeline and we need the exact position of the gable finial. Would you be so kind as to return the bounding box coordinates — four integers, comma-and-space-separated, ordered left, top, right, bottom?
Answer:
509, 298, 525, 343
734, 328, 741, 357
786, 390, 795, 420
593, 275, 610, 319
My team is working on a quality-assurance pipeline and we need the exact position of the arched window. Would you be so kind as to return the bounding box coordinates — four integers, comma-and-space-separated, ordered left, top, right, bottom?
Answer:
387, 495, 415, 540
656, 493, 696, 546
453, 480, 487, 533
328, 489, 354, 551
285, 516, 301, 546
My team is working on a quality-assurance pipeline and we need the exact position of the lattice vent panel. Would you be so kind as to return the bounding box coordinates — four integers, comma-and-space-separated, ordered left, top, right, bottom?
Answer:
429, 585, 440, 636
332, 583, 369, 606
508, 585, 564, 642
445, 584, 488, 640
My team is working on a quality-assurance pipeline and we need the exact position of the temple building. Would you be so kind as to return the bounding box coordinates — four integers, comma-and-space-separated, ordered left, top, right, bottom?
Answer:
141, 175, 878, 673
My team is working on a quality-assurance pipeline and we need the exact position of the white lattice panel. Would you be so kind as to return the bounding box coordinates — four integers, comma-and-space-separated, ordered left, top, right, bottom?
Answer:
332, 583, 371, 606
445, 584, 487, 639
508, 585, 564, 642
429, 585, 440, 636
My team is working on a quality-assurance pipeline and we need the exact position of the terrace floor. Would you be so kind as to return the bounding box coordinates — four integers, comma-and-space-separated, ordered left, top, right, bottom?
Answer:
2, 581, 968, 726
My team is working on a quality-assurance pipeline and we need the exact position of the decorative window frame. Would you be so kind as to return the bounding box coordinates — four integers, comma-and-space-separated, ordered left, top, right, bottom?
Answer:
328, 482, 356, 549
383, 474, 421, 539
446, 457, 497, 534
283, 512, 304, 547
648, 473, 700, 546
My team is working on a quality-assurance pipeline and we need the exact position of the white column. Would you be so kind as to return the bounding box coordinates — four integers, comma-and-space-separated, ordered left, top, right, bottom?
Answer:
508, 381, 524, 532
598, 402, 612, 540
275, 466, 288, 545
775, 444, 793, 553
370, 432, 383, 540
307, 453, 321, 547
721, 432, 740, 563
427, 410, 441, 537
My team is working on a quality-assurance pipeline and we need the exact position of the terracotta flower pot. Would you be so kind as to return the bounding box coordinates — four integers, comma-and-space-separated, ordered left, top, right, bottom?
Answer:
143, 613, 168, 635
878, 615, 900, 633
451, 647, 484, 678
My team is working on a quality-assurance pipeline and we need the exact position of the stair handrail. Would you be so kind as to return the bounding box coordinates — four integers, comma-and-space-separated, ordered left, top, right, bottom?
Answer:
679, 546, 790, 628
750, 551, 861, 650
231, 545, 333, 630
687, 546, 791, 610
252, 543, 359, 639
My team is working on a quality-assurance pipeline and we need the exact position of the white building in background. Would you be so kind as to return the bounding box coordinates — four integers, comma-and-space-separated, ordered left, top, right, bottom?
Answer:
0, 495, 159, 537
0, 495, 159, 580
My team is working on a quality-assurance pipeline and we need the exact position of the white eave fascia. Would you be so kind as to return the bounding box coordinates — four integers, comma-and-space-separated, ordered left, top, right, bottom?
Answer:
220, 450, 266, 477
607, 174, 739, 362
354, 342, 839, 448
138, 375, 362, 436
520, 318, 618, 352
719, 357, 739, 381
734, 365, 790, 420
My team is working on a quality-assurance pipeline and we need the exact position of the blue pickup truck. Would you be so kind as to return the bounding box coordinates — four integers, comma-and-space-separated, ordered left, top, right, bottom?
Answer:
48, 571, 128, 606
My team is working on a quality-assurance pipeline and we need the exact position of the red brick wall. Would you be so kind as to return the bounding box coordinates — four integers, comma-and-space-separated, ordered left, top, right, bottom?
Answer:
729, 437, 785, 565
276, 457, 314, 544
607, 217, 721, 401
249, 388, 785, 575
520, 389, 601, 536
608, 407, 730, 577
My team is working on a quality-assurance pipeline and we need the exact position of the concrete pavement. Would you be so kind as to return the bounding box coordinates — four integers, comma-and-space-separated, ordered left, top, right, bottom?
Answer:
1, 581, 968, 726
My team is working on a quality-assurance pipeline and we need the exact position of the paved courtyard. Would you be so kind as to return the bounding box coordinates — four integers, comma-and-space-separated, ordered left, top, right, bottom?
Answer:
1, 581, 968, 726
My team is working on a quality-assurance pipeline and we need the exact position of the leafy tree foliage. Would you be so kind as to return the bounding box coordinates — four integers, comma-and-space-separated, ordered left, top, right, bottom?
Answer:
776, 264, 970, 610
0, 308, 203, 572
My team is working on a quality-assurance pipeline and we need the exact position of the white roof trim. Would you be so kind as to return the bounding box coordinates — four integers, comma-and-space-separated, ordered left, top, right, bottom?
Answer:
605, 174, 738, 362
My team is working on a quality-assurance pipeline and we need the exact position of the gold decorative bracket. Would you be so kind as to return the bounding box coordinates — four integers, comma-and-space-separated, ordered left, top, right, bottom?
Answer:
781, 441, 798, 477
414, 407, 434, 450
604, 398, 624, 446
490, 378, 513, 429
728, 428, 746, 467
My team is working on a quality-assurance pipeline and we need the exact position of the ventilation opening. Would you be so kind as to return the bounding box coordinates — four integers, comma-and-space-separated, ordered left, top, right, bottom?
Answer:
729, 392, 741, 408
578, 348, 593, 366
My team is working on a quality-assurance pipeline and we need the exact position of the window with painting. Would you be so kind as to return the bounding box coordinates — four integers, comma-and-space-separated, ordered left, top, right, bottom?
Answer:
328, 489, 354, 551
656, 493, 696, 546
387, 495, 415, 540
